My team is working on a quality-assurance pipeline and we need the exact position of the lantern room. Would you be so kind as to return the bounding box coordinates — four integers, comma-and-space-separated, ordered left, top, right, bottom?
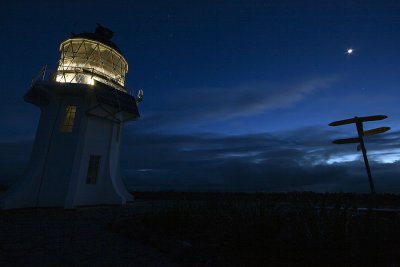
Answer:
53, 24, 128, 92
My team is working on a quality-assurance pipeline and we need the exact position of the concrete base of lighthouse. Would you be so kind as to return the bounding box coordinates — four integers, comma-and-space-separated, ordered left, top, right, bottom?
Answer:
0, 81, 138, 209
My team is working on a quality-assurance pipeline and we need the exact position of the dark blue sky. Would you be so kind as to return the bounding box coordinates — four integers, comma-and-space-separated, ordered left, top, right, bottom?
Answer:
1, 0, 400, 192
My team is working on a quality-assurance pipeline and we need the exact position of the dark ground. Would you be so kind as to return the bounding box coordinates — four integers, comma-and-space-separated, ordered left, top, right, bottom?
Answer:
0, 201, 177, 267
2, 191, 400, 266
112, 192, 400, 267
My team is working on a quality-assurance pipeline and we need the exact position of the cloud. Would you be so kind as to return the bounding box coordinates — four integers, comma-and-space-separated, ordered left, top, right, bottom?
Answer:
120, 127, 400, 192
2, 126, 398, 193
206, 76, 338, 118
134, 75, 340, 131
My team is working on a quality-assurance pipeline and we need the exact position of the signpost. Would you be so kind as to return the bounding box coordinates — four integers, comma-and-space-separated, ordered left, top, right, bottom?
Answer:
363, 127, 390, 137
332, 137, 360, 144
328, 115, 387, 127
329, 115, 390, 195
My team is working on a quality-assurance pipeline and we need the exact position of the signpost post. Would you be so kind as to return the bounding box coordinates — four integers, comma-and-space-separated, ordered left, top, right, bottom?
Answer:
329, 115, 390, 195
355, 118, 375, 195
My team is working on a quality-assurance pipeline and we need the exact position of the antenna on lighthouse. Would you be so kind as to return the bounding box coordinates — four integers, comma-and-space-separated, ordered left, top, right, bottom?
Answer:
137, 88, 144, 103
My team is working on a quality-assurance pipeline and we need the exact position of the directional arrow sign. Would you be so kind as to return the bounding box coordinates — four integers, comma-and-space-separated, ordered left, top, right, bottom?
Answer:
359, 115, 388, 122
363, 127, 391, 137
329, 118, 357, 126
329, 115, 387, 126
332, 137, 361, 144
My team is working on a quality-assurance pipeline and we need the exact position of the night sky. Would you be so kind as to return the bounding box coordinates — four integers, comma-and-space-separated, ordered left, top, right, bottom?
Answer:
1, 0, 400, 192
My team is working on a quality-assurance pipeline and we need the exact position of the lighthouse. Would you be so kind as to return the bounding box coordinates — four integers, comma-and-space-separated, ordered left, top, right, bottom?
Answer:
1, 25, 140, 209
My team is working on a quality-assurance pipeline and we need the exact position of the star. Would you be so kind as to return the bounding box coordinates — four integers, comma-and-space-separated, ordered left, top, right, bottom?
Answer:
346, 48, 354, 55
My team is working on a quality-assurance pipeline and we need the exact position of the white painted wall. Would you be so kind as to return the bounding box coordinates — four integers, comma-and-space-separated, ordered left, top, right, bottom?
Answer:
1, 82, 134, 209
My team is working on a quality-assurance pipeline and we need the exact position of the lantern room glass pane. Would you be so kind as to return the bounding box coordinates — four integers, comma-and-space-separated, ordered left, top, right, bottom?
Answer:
55, 39, 128, 91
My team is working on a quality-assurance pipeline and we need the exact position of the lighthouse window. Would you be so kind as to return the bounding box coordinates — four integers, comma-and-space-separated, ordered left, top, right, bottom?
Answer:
60, 105, 77, 132
86, 155, 101, 184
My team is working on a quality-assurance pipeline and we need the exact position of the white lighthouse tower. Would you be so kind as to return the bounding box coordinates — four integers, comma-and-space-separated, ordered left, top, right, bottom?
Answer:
1, 25, 140, 209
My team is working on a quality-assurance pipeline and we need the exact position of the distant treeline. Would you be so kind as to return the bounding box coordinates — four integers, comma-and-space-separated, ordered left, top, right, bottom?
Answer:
132, 191, 400, 207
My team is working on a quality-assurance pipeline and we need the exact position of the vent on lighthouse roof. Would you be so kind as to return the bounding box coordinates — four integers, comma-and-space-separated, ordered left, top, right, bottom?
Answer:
71, 24, 123, 54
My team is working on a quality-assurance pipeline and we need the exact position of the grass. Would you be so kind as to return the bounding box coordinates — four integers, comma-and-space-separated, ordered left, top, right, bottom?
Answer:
108, 192, 400, 266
